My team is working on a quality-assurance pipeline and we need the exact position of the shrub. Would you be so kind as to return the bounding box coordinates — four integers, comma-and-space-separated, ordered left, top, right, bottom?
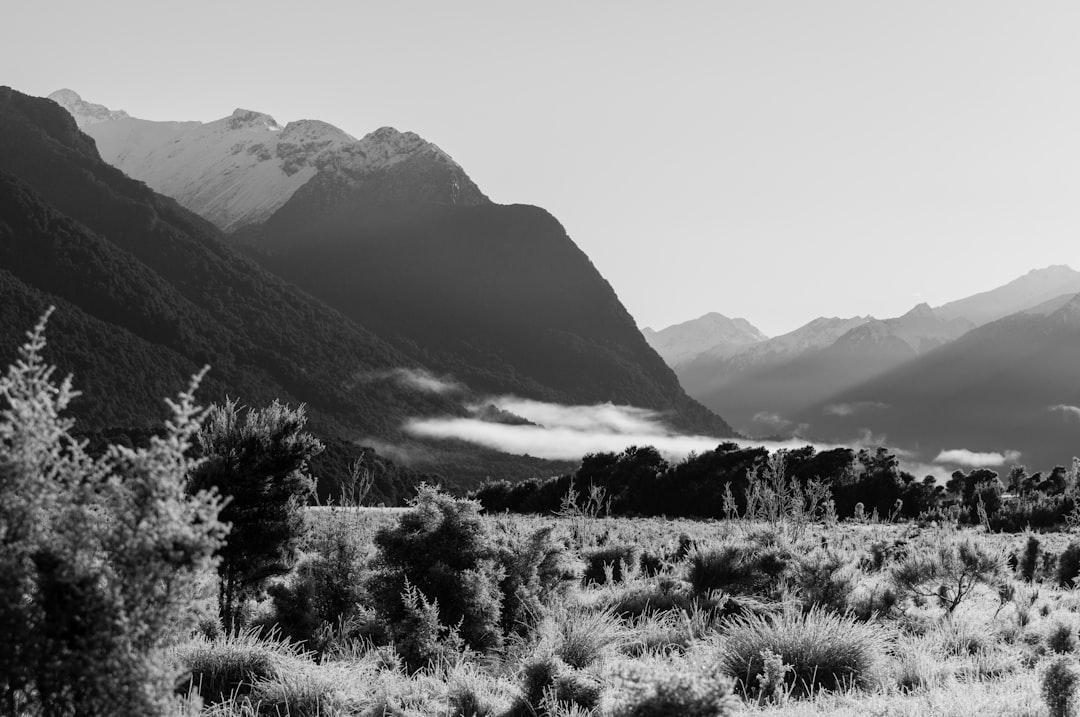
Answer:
190, 399, 322, 633
583, 544, 641, 585
613, 661, 737, 717
495, 526, 577, 638
176, 629, 298, 705
0, 313, 226, 715
1047, 618, 1080, 654
687, 542, 791, 598
266, 516, 369, 650
1044, 655, 1080, 717
370, 486, 504, 658
716, 606, 885, 697
890, 538, 1006, 613
392, 579, 463, 673
793, 549, 858, 614
509, 653, 602, 717
1059, 542, 1080, 588
1020, 534, 1041, 582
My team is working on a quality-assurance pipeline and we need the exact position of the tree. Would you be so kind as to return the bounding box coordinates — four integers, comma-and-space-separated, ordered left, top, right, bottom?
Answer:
189, 398, 322, 633
0, 310, 225, 715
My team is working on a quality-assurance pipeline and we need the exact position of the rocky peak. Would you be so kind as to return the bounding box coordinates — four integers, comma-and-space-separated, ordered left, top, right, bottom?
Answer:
47, 88, 129, 127
225, 109, 280, 132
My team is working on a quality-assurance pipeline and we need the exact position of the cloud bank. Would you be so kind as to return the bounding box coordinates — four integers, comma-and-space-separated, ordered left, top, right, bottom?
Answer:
824, 401, 889, 416
353, 368, 464, 395
1050, 404, 1080, 421
405, 396, 840, 462
933, 448, 1022, 468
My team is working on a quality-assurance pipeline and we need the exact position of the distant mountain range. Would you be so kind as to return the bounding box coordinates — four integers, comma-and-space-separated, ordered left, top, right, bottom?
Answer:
650, 265, 1080, 470
643, 313, 767, 366
0, 87, 732, 496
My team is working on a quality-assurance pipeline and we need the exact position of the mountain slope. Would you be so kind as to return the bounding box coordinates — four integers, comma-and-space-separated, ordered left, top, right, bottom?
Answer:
687, 305, 971, 435
0, 86, 574, 489
798, 295, 1080, 469
676, 315, 871, 399
935, 265, 1080, 326
642, 313, 767, 366
56, 89, 733, 437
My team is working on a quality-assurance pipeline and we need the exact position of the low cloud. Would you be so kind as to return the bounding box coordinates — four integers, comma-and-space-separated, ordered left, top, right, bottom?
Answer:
933, 448, 1022, 468
405, 396, 840, 462
824, 401, 889, 417
353, 368, 464, 395
1050, 404, 1080, 421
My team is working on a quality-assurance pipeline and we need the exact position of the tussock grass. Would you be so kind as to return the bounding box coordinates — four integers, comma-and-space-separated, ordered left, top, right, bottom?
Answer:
716, 606, 887, 697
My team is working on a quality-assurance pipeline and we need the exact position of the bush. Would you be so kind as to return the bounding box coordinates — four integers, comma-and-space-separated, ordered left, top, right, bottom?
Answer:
793, 549, 858, 614
266, 516, 370, 650
0, 313, 226, 715
613, 661, 737, 717
542, 606, 625, 669
716, 607, 885, 697
1044, 655, 1080, 717
890, 538, 1006, 613
495, 526, 577, 638
1047, 617, 1080, 654
1019, 534, 1041, 582
176, 629, 298, 705
190, 399, 322, 633
687, 542, 791, 597
509, 653, 602, 717
1058, 542, 1080, 588
583, 544, 641, 585
370, 487, 505, 660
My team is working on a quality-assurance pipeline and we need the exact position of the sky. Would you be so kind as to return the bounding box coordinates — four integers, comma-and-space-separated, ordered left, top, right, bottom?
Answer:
5, 0, 1080, 336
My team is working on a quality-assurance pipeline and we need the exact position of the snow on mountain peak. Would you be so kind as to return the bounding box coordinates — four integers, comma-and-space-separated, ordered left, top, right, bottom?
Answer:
48, 91, 484, 230
47, 88, 129, 127
226, 109, 281, 131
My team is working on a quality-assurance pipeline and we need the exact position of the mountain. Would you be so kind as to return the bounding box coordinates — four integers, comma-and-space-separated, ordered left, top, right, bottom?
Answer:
935, 265, 1080, 326
676, 315, 871, 398
685, 305, 971, 435
642, 313, 767, 366
47, 88, 129, 126
47, 89, 485, 232
798, 294, 1080, 470
53, 90, 732, 437
0, 86, 573, 494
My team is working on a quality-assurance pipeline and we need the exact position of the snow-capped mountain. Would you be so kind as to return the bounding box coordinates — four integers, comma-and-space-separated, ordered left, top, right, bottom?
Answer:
676, 315, 871, 396
934, 264, 1080, 326
48, 90, 486, 231
47, 89, 129, 126
642, 312, 767, 366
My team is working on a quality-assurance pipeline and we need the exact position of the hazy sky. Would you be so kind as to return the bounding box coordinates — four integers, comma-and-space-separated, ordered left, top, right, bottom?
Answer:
6, 0, 1080, 336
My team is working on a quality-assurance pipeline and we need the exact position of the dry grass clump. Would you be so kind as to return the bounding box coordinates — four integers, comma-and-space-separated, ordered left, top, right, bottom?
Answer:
716, 606, 887, 697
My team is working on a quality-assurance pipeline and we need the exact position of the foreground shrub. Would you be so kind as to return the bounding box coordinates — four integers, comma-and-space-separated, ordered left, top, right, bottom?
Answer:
539, 605, 625, 669
175, 629, 296, 705
0, 313, 226, 715
370, 487, 504, 663
190, 398, 322, 634
583, 544, 641, 585
1059, 542, 1080, 588
687, 542, 791, 598
495, 525, 577, 638
613, 660, 737, 717
716, 606, 885, 697
793, 549, 858, 614
890, 538, 1006, 613
266, 516, 370, 650
1044, 655, 1080, 717
508, 653, 602, 717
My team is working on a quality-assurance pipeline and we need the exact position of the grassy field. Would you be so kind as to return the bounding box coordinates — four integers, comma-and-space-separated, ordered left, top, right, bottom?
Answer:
174, 503, 1080, 716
